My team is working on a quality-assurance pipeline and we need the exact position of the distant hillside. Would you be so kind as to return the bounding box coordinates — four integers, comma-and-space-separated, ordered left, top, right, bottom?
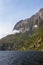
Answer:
0, 8, 43, 50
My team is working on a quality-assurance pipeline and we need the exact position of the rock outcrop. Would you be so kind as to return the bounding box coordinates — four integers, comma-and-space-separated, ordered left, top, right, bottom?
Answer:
13, 8, 43, 33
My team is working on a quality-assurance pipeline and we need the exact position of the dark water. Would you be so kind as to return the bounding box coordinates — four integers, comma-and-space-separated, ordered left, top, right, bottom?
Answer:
0, 51, 43, 65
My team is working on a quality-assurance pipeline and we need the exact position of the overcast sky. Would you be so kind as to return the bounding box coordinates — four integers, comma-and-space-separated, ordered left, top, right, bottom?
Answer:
0, 0, 43, 38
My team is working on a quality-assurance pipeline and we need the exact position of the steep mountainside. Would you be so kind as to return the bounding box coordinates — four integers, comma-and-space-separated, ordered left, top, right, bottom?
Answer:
13, 8, 43, 33
0, 8, 43, 50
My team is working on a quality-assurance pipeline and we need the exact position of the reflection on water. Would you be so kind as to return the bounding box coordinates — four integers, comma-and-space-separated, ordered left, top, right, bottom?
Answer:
0, 51, 43, 65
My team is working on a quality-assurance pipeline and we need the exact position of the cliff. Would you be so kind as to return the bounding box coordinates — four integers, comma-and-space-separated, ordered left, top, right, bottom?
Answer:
0, 8, 43, 50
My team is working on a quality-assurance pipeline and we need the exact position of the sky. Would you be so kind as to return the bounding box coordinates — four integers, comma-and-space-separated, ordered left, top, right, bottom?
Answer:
0, 0, 43, 38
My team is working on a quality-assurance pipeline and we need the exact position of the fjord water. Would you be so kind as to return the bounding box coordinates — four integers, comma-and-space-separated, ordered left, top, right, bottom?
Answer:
0, 51, 43, 65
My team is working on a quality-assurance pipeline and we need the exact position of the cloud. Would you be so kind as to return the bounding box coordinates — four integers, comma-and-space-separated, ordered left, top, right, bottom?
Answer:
33, 25, 38, 28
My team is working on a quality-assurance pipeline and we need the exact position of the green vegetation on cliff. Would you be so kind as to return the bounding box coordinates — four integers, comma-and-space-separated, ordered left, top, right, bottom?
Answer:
0, 24, 43, 50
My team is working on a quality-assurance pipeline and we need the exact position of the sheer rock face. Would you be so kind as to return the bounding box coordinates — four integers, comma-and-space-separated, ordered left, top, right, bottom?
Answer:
13, 8, 43, 33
